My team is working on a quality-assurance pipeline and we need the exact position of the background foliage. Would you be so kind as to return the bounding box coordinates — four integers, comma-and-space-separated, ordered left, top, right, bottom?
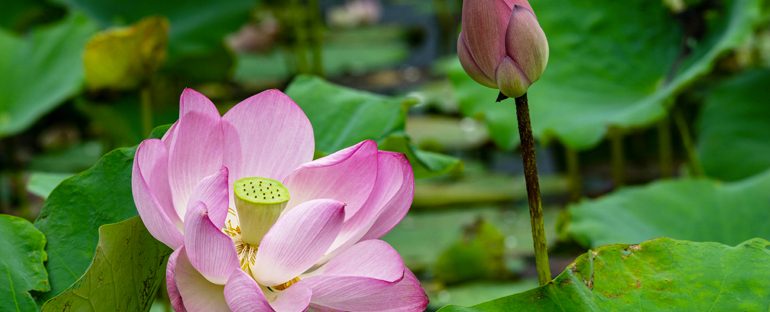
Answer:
1, 0, 770, 310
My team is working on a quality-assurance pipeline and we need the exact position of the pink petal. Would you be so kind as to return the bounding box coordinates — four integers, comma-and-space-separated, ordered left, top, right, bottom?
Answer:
271, 283, 312, 312
168, 111, 224, 219
161, 89, 219, 155
505, 5, 548, 83
166, 248, 186, 312
132, 139, 183, 249
184, 202, 240, 285
223, 89, 314, 182
253, 199, 345, 286
174, 247, 229, 312
363, 152, 414, 241
318, 240, 404, 282
187, 167, 229, 228
283, 140, 378, 220
329, 151, 412, 253
460, 0, 511, 79
224, 270, 273, 312
303, 268, 427, 312
458, 32, 496, 88
180, 88, 220, 118
495, 55, 531, 98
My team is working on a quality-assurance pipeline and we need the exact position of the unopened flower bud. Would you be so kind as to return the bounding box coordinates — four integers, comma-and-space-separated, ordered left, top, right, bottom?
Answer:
458, 0, 548, 98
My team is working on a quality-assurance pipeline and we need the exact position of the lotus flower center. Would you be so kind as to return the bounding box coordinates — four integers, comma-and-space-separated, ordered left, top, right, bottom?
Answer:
233, 177, 290, 246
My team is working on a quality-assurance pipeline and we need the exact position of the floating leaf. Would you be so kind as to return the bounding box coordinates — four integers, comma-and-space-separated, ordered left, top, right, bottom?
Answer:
447, 0, 763, 150
698, 70, 770, 181
0, 14, 96, 137
26, 172, 72, 199
428, 281, 539, 309
285, 75, 462, 178
384, 206, 559, 271
83, 16, 168, 90
563, 169, 770, 248
41, 217, 170, 311
34, 147, 137, 301
439, 238, 770, 311
0, 215, 48, 312
434, 220, 506, 285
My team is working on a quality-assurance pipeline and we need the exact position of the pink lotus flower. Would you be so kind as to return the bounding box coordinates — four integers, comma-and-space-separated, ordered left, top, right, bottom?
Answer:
458, 0, 548, 98
132, 88, 428, 311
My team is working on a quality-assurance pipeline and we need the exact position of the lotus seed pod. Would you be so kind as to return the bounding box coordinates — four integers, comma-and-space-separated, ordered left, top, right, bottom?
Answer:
458, 0, 548, 98
233, 177, 290, 245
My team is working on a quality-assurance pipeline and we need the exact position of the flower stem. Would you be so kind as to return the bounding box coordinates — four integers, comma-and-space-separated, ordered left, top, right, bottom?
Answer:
658, 117, 674, 178
565, 146, 582, 202
609, 127, 625, 187
514, 94, 551, 286
673, 109, 704, 177
309, 0, 324, 76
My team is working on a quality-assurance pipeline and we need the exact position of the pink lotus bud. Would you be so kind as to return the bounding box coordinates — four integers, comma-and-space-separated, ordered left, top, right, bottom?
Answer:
458, 0, 549, 98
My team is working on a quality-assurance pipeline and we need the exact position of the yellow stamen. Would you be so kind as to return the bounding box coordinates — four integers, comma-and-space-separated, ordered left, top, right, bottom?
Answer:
272, 277, 301, 291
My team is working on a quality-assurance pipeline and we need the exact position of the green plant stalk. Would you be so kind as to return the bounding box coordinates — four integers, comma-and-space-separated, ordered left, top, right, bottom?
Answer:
658, 117, 674, 177
290, 0, 310, 74
673, 109, 704, 177
609, 128, 625, 186
140, 85, 153, 137
514, 94, 551, 286
309, 0, 325, 76
565, 146, 582, 202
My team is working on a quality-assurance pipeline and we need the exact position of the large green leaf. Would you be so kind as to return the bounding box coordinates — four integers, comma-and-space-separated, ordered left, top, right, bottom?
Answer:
26, 172, 72, 199
698, 70, 770, 181
447, 0, 763, 150
41, 217, 170, 312
0, 14, 96, 137
439, 238, 770, 311
0, 215, 48, 312
384, 206, 559, 271
286, 75, 407, 152
285, 75, 461, 178
563, 169, 770, 248
53, 0, 254, 80
34, 147, 137, 301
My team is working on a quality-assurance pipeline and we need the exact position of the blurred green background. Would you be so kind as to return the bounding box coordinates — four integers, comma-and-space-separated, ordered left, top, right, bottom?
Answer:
2, 0, 770, 310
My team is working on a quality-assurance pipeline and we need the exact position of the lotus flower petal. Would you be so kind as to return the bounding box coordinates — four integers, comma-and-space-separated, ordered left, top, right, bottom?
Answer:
166, 248, 186, 312
174, 247, 229, 312
329, 152, 412, 253
132, 139, 182, 248
319, 240, 405, 282
187, 167, 229, 228
496, 55, 531, 98
506, 5, 548, 83
253, 199, 345, 286
283, 140, 378, 220
362, 152, 414, 240
168, 111, 223, 219
184, 202, 239, 285
224, 270, 273, 312
223, 89, 315, 182
458, 32, 497, 88
460, 0, 510, 78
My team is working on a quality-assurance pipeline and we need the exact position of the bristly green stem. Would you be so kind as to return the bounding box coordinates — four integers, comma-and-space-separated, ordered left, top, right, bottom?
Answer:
513, 93, 551, 286
309, 0, 324, 76
658, 117, 674, 178
609, 127, 625, 187
673, 109, 704, 177
565, 146, 582, 202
